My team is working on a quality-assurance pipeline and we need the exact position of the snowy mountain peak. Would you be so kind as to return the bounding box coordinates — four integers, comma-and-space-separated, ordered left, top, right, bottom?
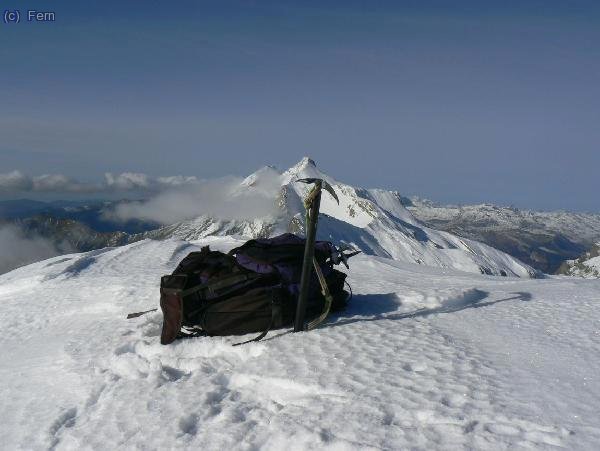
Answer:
297, 156, 316, 168
281, 157, 335, 186
138, 158, 537, 278
284, 156, 317, 176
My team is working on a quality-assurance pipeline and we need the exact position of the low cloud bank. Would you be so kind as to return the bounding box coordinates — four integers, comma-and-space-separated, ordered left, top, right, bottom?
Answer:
0, 170, 201, 194
103, 173, 200, 192
0, 225, 64, 274
104, 175, 280, 225
1, 167, 283, 226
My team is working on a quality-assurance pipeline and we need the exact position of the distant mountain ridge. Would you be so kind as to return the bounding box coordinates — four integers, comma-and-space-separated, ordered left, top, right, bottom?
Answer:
0, 198, 158, 234
135, 157, 536, 278
0, 201, 153, 275
406, 200, 600, 274
10, 158, 600, 277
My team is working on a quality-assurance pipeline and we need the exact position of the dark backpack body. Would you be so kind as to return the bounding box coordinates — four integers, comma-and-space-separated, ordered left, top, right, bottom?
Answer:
160, 233, 349, 344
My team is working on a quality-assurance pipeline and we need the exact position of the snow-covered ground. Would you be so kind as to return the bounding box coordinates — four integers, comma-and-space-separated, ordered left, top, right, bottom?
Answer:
1, 238, 599, 450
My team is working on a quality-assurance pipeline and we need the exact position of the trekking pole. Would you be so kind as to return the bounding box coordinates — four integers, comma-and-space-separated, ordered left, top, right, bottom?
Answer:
294, 180, 322, 332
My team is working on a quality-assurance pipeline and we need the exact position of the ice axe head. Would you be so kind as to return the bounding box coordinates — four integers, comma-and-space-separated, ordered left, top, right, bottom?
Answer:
330, 242, 361, 269
295, 178, 339, 204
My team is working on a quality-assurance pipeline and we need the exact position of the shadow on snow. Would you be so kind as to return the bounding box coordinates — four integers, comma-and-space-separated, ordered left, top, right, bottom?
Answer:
327, 289, 532, 329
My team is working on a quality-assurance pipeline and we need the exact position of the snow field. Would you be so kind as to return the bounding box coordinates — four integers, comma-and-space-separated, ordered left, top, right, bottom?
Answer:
1, 238, 599, 450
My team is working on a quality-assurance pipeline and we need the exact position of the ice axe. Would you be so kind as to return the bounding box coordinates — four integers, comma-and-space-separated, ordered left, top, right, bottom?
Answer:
293, 178, 339, 332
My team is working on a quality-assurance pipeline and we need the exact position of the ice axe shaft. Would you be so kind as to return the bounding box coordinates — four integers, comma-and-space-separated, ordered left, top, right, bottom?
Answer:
294, 180, 323, 332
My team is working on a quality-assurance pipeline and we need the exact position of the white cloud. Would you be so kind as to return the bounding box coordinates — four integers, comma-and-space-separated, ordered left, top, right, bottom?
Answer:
0, 170, 33, 192
32, 174, 99, 193
0, 225, 63, 274
103, 173, 201, 191
104, 175, 280, 225
156, 175, 200, 187
0, 170, 201, 194
0, 168, 281, 225
104, 172, 152, 191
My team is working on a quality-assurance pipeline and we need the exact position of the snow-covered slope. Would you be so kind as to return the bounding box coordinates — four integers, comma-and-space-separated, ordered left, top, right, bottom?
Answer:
407, 200, 600, 274
139, 158, 536, 278
1, 239, 599, 450
558, 242, 600, 278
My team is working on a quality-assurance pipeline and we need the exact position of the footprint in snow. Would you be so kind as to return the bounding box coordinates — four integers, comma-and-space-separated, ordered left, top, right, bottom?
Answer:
178, 413, 199, 436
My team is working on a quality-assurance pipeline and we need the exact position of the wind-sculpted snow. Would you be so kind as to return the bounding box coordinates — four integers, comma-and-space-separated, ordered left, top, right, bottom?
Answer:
1, 238, 599, 450
136, 157, 536, 278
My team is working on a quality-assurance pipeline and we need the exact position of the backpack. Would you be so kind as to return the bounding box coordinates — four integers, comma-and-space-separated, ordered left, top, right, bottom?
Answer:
160, 233, 351, 345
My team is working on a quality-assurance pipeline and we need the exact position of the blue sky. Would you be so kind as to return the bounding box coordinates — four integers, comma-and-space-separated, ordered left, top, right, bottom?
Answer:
1, 1, 599, 211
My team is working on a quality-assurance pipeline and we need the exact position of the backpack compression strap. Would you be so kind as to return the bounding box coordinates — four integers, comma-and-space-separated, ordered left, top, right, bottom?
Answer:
232, 289, 283, 346
181, 272, 261, 299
